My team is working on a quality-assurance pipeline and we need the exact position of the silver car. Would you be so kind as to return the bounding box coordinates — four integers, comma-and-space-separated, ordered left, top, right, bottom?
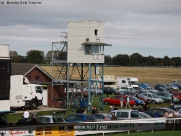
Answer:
139, 112, 151, 118
110, 110, 140, 119
37, 110, 66, 123
143, 92, 164, 104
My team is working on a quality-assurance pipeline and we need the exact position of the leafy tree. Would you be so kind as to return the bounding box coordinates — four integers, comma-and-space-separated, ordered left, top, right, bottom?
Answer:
10, 51, 19, 62
163, 56, 171, 66
18, 55, 27, 63
26, 50, 44, 64
105, 55, 112, 65
130, 53, 142, 66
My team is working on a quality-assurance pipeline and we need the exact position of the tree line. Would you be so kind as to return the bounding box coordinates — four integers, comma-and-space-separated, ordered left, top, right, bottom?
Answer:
10, 50, 181, 67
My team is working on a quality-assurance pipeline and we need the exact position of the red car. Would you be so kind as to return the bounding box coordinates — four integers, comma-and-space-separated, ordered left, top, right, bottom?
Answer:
103, 95, 136, 106
173, 92, 181, 104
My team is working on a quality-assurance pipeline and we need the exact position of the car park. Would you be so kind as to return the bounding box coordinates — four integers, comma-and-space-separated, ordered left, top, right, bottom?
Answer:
37, 110, 67, 123
138, 83, 150, 89
135, 94, 151, 103
146, 108, 176, 117
155, 92, 179, 103
83, 86, 102, 95
92, 113, 112, 121
172, 82, 181, 90
154, 84, 171, 92
110, 110, 140, 119
144, 87, 158, 93
129, 95, 144, 106
103, 87, 120, 95
173, 92, 181, 103
103, 95, 136, 106
119, 90, 135, 96
64, 113, 96, 122
143, 92, 164, 104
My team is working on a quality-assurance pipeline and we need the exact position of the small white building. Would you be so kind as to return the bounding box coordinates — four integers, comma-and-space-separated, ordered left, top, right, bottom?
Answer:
67, 20, 111, 63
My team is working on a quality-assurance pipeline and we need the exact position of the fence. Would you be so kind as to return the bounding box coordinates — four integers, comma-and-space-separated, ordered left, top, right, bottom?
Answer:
1, 117, 181, 136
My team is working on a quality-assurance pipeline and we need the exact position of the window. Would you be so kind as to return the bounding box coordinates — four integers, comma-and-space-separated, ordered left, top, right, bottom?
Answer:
95, 29, 98, 36
117, 112, 128, 118
65, 115, 76, 121
122, 80, 126, 83
36, 86, 43, 94
87, 115, 96, 121
35, 75, 39, 80
131, 111, 139, 118
85, 45, 104, 54
75, 115, 83, 121
41, 117, 51, 123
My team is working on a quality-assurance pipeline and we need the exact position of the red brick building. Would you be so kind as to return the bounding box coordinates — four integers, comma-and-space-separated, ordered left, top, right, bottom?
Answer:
11, 63, 65, 108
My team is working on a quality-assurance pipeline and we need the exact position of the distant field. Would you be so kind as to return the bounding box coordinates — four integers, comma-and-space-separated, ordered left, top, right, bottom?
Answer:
40, 66, 181, 87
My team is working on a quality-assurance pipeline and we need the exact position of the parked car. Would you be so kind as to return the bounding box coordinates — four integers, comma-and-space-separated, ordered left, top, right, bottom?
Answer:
138, 83, 150, 89
103, 95, 136, 106
172, 83, 181, 90
129, 95, 144, 106
83, 86, 102, 95
146, 108, 176, 117
173, 92, 181, 104
37, 110, 67, 123
103, 87, 120, 95
144, 87, 158, 93
154, 84, 170, 92
139, 112, 152, 118
143, 92, 164, 104
155, 92, 179, 103
110, 110, 140, 119
92, 113, 112, 121
64, 114, 96, 122
165, 84, 179, 90
135, 94, 151, 103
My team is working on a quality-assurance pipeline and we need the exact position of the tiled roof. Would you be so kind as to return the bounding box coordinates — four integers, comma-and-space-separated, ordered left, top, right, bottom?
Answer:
11, 63, 53, 80
11, 63, 36, 75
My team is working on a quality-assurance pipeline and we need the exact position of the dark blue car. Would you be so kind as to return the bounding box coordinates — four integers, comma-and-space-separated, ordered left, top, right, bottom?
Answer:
64, 113, 96, 122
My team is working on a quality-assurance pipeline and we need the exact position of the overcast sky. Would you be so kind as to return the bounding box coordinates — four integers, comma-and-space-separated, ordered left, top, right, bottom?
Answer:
0, 0, 181, 58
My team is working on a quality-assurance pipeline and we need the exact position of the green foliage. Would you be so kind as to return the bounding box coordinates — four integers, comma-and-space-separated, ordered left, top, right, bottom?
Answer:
105, 53, 181, 67
26, 50, 44, 64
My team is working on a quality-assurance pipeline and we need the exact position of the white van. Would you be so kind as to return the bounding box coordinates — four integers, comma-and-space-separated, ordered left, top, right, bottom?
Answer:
117, 77, 139, 88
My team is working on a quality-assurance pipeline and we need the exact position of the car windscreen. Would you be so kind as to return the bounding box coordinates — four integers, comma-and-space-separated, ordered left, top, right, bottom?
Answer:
139, 112, 151, 118
131, 111, 139, 118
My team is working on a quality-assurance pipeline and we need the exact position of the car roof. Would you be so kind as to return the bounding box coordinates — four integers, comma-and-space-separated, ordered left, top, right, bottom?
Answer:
111, 109, 138, 112
174, 106, 181, 108
38, 115, 52, 118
